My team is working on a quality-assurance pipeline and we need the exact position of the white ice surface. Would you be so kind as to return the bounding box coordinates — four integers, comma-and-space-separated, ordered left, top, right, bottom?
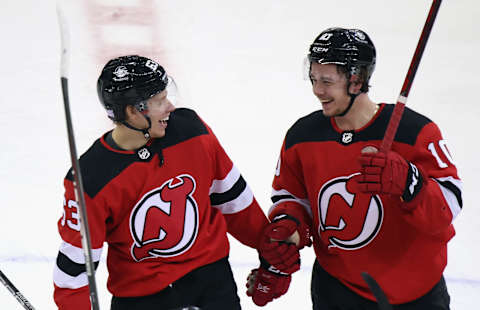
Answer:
1, 0, 479, 309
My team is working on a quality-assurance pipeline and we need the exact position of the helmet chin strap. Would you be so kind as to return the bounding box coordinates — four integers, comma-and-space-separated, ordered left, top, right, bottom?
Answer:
336, 74, 361, 117
121, 115, 152, 139
336, 93, 358, 117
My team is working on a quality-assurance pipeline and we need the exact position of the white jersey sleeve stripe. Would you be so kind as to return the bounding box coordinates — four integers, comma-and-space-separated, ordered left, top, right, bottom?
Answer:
209, 165, 241, 195
209, 165, 254, 214
53, 241, 103, 289
434, 177, 463, 221
269, 188, 312, 218
53, 264, 89, 289
213, 187, 254, 214
59, 241, 103, 264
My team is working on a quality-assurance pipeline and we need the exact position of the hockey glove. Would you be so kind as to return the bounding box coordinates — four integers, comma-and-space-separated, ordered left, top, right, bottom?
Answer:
246, 257, 291, 306
258, 214, 311, 274
269, 214, 312, 249
357, 150, 424, 202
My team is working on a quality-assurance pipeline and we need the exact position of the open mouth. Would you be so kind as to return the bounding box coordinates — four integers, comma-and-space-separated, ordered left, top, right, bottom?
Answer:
159, 116, 169, 125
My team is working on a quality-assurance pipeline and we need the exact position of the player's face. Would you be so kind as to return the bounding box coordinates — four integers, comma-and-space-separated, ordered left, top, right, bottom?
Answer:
310, 63, 351, 117
145, 90, 175, 138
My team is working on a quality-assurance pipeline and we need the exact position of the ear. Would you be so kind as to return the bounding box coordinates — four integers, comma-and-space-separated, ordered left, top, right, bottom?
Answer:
348, 75, 363, 94
124, 105, 139, 121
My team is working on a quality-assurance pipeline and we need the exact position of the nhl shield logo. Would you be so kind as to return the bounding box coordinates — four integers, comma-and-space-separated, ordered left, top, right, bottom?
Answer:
341, 131, 354, 145
137, 147, 151, 160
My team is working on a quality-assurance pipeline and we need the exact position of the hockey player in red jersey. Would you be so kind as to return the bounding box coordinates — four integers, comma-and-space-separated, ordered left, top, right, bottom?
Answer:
53, 55, 298, 310
247, 28, 462, 309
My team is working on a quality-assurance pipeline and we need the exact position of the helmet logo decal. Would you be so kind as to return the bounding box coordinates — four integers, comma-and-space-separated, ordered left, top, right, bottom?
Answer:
130, 174, 199, 261
318, 32, 333, 41
352, 29, 366, 42
145, 59, 159, 71
312, 46, 329, 53
112, 66, 129, 81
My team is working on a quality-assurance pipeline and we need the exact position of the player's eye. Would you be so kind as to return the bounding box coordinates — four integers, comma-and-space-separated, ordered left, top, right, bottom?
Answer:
321, 79, 333, 85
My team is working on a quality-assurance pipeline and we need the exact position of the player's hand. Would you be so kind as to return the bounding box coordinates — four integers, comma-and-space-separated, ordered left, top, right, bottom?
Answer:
258, 214, 311, 274
246, 258, 292, 306
268, 214, 312, 249
356, 149, 424, 202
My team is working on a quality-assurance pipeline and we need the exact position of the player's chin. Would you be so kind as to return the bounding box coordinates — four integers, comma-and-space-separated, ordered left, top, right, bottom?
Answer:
321, 102, 334, 115
321, 108, 336, 117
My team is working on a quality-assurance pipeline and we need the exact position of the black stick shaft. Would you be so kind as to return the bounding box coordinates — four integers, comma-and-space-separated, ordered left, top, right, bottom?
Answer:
0, 270, 36, 310
60, 77, 101, 310
57, 3, 100, 309
361, 272, 393, 310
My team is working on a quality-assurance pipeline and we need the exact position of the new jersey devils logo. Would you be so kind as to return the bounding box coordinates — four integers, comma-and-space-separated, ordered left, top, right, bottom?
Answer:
317, 174, 383, 250
130, 174, 199, 261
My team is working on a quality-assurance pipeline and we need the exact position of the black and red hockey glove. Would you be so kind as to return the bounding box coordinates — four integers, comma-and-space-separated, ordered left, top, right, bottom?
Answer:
356, 150, 425, 202
246, 257, 292, 306
258, 214, 311, 274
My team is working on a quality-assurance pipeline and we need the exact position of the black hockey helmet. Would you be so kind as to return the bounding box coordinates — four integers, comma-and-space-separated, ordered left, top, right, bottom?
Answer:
307, 27, 376, 92
97, 55, 169, 121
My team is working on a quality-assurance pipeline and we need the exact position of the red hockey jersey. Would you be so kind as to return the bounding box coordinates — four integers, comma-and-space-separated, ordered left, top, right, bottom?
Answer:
53, 108, 268, 309
269, 104, 462, 304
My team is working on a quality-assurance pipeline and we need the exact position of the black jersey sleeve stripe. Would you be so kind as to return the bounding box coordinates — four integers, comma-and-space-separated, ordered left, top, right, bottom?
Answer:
271, 194, 296, 204
434, 178, 463, 208
56, 252, 99, 277
210, 176, 247, 206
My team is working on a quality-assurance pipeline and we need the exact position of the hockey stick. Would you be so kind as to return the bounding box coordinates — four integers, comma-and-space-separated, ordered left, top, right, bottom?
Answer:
56, 3, 101, 310
0, 270, 36, 310
361, 272, 393, 310
380, 0, 442, 152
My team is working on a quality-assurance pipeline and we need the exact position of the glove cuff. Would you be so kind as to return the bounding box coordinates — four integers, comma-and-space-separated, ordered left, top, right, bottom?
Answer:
401, 162, 424, 202
259, 256, 290, 277
271, 213, 300, 226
